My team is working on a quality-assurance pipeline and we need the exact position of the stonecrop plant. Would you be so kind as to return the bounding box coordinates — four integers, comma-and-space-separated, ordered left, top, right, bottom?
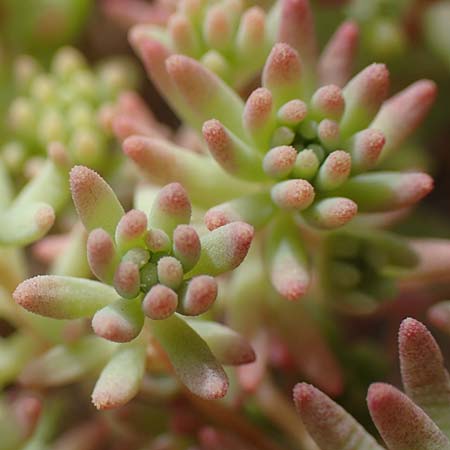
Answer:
14, 165, 255, 407
1, 0, 450, 449
126, 0, 436, 305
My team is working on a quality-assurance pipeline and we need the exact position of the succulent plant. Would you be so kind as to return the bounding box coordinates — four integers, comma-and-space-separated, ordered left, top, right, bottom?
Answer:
13, 166, 255, 407
125, 0, 435, 302
131, 0, 277, 90
1, 0, 450, 448
317, 227, 419, 313
0, 0, 92, 56
0, 47, 138, 247
294, 318, 450, 450
4, 46, 135, 173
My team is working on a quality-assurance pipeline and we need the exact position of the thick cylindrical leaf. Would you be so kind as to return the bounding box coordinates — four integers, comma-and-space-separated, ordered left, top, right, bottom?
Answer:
166, 54, 246, 138
150, 314, 228, 399
399, 318, 450, 437
19, 336, 115, 387
334, 172, 433, 212
123, 136, 253, 208
368, 383, 450, 450
340, 64, 390, 137
318, 21, 359, 87
70, 166, 124, 236
92, 297, 144, 343
294, 383, 383, 450
92, 342, 146, 410
186, 319, 255, 366
187, 222, 253, 277
204, 191, 275, 231
0, 203, 55, 246
14, 276, 119, 319
148, 182, 191, 236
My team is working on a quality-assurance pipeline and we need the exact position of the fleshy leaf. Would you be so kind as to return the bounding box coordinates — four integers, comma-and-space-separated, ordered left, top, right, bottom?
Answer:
318, 21, 359, 87
186, 319, 255, 366
150, 314, 229, 399
333, 172, 433, 212
92, 341, 146, 410
19, 336, 115, 387
371, 80, 437, 161
123, 136, 253, 208
202, 119, 266, 181
186, 222, 253, 277
166, 54, 246, 138
303, 197, 357, 229
14, 275, 119, 319
294, 383, 383, 450
266, 216, 310, 301
204, 191, 276, 231
14, 144, 70, 213
0, 333, 39, 388
368, 383, 450, 450
0, 202, 55, 246
399, 318, 450, 437
148, 182, 191, 236
340, 64, 390, 137
178, 275, 218, 316
92, 297, 144, 343
70, 166, 124, 237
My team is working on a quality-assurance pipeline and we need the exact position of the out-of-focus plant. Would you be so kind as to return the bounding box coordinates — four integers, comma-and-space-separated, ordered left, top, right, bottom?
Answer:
0, 47, 137, 248
4, 46, 136, 174
0, 0, 92, 57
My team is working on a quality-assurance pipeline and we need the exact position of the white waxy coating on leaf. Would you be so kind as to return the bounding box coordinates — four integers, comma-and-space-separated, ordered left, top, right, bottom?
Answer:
92, 342, 146, 410
14, 275, 119, 319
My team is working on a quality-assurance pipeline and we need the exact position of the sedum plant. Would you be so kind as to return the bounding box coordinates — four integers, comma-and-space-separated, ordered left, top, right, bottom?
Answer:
125, 0, 435, 303
2, 0, 450, 449
4, 46, 135, 173
130, 0, 275, 89
317, 227, 419, 313
294, 318, 450, 450
0, 0, 92, 56
13, 166, 255, 407
0, 47, 136, 248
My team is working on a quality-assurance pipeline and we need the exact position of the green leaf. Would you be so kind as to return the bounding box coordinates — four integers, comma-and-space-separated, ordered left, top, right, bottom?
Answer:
92, 341, 146, 409
14, 275, 119, 319
19, 336, 115, 387
150, 314, 228, 399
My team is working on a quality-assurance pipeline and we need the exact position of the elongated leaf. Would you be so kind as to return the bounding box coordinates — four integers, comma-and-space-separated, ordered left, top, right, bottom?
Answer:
368, 383, 450, 450
294, 383, 383, 450
166, 54, 246, 138
186, 319, 255, 366
123, 136, 253, 208
14, 159, 70, 213
70, 166, 124, 236
20, 336, 115, 387
150, 314, 228, 399
399, 318, 450, 438
187, 222, 253, 277
14, 275, 119, 319
0, 203, 55, 246
92, 341, 146, 409
0, 333, 39, 388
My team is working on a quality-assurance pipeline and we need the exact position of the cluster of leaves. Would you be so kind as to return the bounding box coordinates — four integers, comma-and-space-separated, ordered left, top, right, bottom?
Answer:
294, 318, 450, 450
126, 0, 436, 305
1, 0, 450, 449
